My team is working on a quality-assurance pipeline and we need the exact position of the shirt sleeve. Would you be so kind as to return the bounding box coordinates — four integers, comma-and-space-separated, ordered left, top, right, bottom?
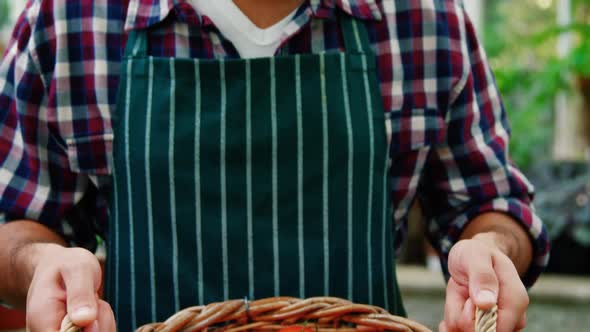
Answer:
0, 1, 97, 250
418, 3, 550, 287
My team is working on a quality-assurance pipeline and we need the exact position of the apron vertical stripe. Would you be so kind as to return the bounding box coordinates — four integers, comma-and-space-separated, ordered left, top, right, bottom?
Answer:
197, 60, 223, 303
381, 144, 396, 312
131, 35, 143, 56
224, 61, 249, 300
350, 19, 364, 52
123, 59, 137, 330
270, 57, 280, 296
248, 59, 272, 299
320, 53, 330, 295
194, 59, 205, 305
112, 167, 120, 323
350, 18, 377, 304
145, 57, 157, 321
385, 115, 395, 314
168, 59, 180, 313
362, 55, 376, 304
339, 53, 355, 300
220, 60, 230, 300
295, 55, 305, 298
245, 59, 255, 300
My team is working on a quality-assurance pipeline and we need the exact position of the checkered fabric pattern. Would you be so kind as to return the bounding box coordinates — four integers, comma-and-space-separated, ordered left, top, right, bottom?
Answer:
0, 0, 549, 286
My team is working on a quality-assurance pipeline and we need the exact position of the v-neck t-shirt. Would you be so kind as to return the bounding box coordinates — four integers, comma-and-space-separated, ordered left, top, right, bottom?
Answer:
189, 0, 298, 58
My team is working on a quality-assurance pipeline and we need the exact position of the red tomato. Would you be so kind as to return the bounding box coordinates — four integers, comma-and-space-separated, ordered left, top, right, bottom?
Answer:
278, 325, 314, 332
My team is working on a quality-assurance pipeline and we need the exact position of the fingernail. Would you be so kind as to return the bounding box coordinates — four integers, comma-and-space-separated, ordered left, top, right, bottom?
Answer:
476, 290, 497, 304
71, 306, 93, 321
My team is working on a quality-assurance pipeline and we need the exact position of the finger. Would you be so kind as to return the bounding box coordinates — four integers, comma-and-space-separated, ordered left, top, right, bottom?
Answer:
439, 320, 449, 332
96, 300, 117, 332
448, 241, 499, 310
444, 278, 469, 331
516, 312, 527, 330
26, 272, 67, 332
27, 297, 66, 332
83, 321, 99, 332
60, 249, 102, 326
464, 250, 498, 310
494, 255, 529, 332
459, 298, 475, 332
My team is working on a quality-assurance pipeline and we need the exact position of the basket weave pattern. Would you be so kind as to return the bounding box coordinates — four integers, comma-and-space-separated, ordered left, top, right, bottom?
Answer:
135, 297, 431, 332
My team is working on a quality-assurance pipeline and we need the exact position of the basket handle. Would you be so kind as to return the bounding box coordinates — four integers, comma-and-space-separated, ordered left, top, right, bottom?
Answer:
60, 315, 81, 332
475, 305, 498, 332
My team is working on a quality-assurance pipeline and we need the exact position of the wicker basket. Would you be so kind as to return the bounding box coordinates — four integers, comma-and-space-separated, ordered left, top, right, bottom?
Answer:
60, 297, 497, 332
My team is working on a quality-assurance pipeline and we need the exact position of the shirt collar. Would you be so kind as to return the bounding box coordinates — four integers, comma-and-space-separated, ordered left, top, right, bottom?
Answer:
124, 0, 382, 31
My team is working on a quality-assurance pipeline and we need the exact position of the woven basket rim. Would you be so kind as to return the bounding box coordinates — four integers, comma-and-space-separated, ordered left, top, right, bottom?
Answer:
60, 296, 498, 332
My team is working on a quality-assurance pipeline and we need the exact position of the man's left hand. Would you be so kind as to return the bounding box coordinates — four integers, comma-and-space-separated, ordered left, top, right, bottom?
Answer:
439, 238, 529, 332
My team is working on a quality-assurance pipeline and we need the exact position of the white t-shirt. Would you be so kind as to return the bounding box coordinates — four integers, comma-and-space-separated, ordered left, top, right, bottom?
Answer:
189, 0, 298, 58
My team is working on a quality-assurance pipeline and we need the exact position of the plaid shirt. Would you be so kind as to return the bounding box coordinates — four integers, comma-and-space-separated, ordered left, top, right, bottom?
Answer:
0, 0, 549, 286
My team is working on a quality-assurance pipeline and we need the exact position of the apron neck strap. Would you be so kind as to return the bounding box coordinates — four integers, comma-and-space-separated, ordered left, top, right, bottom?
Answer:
124, 30, 149, 58
339, 13, 373, 55
123, 12, 372, 58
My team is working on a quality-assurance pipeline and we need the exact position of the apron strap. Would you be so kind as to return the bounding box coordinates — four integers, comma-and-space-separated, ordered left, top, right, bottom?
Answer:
123, 13, 371, 58
339, 13, 373, 55
124, 30, 149, 58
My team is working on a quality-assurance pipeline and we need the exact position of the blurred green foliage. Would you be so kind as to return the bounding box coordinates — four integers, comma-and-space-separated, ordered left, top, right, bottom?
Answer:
0, 1, 11, 30
0, 1, 12, 53
484, 0, 590, 170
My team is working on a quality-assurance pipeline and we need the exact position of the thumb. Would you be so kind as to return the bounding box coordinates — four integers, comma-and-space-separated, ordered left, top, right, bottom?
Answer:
467, 253, 499, 310
60, 251, 102, 326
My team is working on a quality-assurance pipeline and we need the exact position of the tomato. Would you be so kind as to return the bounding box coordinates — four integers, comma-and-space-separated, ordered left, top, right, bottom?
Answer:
278, 325, 314, 332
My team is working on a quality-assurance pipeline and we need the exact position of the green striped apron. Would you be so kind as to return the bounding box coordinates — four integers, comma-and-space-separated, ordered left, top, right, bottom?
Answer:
107, 13, 404, 331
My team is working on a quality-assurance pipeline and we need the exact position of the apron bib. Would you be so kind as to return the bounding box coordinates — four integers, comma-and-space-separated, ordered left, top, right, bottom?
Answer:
106, 13, 405, 331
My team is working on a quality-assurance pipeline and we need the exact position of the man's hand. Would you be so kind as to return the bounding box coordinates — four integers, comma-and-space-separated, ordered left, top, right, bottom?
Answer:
439, 238, 529, 332
23, 243, 116, 332
0, 221, 116, 331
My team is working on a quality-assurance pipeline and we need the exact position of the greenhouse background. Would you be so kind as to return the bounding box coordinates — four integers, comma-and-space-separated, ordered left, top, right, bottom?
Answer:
1, 0, 589, 330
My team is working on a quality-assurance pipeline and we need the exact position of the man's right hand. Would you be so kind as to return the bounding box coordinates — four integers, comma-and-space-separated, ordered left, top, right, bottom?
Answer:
22, 243, 116, 332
